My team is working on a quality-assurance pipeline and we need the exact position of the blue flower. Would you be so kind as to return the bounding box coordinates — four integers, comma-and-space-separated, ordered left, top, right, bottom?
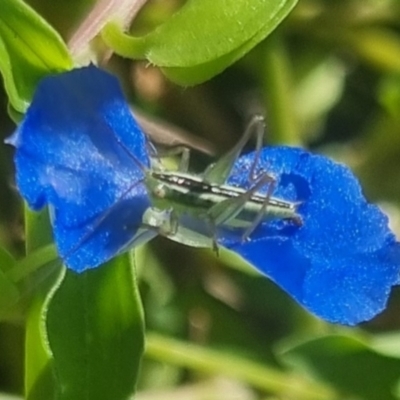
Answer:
7, 65, 400, 325
7, 66, 154, 272
221, 148, 400, 325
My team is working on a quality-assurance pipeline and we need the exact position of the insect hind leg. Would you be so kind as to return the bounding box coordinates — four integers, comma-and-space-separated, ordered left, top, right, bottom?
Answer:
248, 116, 267, 183
203, 115, 266, 185
207, 172, 276, 233
241, 172, 276, 242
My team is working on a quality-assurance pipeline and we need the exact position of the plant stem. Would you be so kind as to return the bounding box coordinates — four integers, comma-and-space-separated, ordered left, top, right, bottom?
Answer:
6, 244, 59, 283
145, 332, 336, 400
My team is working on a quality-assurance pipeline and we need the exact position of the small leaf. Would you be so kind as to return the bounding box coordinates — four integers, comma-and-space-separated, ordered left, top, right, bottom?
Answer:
0, 0, 72, 112
103, 0, 298, 84
45, 252, 145, 400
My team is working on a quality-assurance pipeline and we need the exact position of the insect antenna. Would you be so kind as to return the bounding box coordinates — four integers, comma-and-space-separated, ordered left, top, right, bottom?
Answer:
62, 178, 148, 266
60, 120, 156, 266
107, 127, 149, 174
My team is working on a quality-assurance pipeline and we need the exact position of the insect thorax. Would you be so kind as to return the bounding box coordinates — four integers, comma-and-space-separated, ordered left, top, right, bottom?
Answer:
145, 171, 215, 217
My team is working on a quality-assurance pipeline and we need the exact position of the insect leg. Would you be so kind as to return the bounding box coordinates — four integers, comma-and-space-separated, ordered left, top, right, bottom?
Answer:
150, 145, 192, 173
142, 208, 175, 236
143, 208, 214, 248
241, 174, 277, 241
203, 115, 265, 185
143, 129, 191, 173
248, 120, 267, 183
207, 172, 276, 228
178, 147, 190, 172
144, 132, 159, 159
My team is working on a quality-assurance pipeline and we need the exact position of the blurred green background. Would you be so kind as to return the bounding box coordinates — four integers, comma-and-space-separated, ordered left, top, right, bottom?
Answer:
2, 0, 400, 399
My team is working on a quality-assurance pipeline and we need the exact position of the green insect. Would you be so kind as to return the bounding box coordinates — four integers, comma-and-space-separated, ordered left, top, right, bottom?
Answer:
141, 115, 302, 250
65, 115, 302, 255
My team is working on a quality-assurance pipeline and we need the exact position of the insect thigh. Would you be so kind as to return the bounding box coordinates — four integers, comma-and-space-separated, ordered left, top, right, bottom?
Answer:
203, 115, 266, 185
206, 171, 276, 230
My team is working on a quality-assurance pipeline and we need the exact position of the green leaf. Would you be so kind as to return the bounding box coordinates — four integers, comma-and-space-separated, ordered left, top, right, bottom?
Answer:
0, 247, 19, 318
24, 208, 60, 400
0, 244, 15, 271
0, 0, 72, 112
103, 0, 298, 84
25, 287, 61, 400
0, 269, 18, 309
0, 242, 60, 324
45, 252, 145, 400
24, 208, 53, 255
277, 333, 400, 400
369, 331, 400, 359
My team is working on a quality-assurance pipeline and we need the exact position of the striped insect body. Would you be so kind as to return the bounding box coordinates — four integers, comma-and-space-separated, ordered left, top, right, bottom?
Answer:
142, 116, 302, 248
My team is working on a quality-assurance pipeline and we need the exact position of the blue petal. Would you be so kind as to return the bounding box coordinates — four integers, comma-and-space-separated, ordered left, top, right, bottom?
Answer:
7, 66, 152, 272
221, 146, 400, 325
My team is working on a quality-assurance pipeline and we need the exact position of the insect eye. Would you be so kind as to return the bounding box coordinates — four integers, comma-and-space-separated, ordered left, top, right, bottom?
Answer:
153, 184, 166, 198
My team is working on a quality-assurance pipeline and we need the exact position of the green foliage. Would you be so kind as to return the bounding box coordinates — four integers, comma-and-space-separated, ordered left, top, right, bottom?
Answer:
45, 256, 144, 400
0, 248, 19, 319
0, 0, 72, 113
278, 333, 400, 400
23, 208, 60, 400
103, 0, 298, 84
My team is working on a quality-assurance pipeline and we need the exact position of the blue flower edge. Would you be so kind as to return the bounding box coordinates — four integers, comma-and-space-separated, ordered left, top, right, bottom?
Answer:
220, 146, 400, 325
